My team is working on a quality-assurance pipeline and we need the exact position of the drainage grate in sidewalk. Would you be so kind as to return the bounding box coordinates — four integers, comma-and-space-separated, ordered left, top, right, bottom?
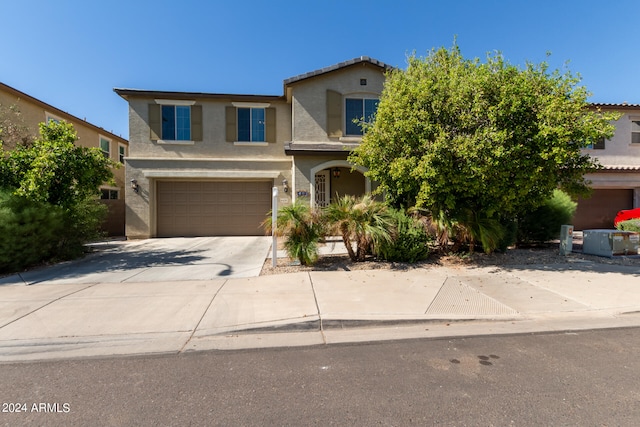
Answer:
426, 277, 519, 316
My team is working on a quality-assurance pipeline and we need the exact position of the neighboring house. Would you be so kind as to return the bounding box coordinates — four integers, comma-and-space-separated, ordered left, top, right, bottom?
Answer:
572, 103, 640, 229
115, 56, 392, 238
0, 82, 129, 236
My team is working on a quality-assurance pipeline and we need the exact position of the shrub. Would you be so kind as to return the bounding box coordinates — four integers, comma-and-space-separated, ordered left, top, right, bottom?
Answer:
324, 195, 392, 262
496, 219, 518, 252
617, 219, 640, 233
431, 209, 506, 254
56, 198, 108, 259
375, 208, 431, 262
263, 200, 325, 266
0, 191, 65, 273
517, 189, 577, 245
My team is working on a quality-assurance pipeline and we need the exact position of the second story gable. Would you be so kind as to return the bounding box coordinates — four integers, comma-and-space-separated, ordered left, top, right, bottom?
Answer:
284, 57, 392, 144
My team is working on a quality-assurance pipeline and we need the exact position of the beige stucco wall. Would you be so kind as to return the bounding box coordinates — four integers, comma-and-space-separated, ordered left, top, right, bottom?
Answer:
289, 64, 386, 143
127, 98, 291, 159
123, 94, 295, 238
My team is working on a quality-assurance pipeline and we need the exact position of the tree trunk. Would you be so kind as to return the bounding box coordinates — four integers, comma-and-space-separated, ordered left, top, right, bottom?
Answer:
341, 226, 357, 262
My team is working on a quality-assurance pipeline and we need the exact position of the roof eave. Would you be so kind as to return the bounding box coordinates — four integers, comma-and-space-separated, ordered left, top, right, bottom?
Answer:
113, 88, 284, 102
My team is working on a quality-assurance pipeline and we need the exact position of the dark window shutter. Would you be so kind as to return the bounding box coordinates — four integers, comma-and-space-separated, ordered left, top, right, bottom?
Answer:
266, 107, 276, 142
326, 90, 343, 137
191, 105, 203, 141
149, 104, 161, 140
226, 106, 236, 142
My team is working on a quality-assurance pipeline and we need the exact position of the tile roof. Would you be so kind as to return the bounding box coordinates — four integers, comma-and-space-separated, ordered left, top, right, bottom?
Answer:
590, 102, 640, 109
599, 165, 640, 171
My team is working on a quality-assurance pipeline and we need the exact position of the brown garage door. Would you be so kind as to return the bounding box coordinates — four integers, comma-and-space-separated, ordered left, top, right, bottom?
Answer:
572, 189, 634, 230
157, 181, 272, 237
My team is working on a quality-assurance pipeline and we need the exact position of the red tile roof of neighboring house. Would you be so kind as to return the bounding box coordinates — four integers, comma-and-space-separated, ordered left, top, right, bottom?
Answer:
590, 102, 640, 109
599, 165, 640, 171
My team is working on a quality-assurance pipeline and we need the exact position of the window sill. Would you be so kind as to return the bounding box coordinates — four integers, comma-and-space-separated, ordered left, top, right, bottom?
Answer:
157, 140, 195, 145
340, 136, 363, 142
234, 141, 269, 146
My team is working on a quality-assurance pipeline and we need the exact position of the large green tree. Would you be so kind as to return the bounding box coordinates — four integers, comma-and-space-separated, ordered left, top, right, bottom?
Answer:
350, 45, 618, 251
0, 120, 117, 269
1, 120, 115, 208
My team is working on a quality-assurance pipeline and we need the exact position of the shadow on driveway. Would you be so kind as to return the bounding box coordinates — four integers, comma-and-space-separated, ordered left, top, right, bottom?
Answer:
0, 236, 271, 285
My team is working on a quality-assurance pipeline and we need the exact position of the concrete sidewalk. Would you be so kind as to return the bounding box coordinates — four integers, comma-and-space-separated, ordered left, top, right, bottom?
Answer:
1, 261, 640, 362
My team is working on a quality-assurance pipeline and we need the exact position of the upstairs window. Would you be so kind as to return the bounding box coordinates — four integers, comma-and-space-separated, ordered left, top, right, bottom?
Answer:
100, 137, 111, 158
162, 105, 191, 141
587, 137, 605, 150
45, 112, 61, 124
237, 107, 265, 142
225, 104, 275, 143
149, 101, 201, 143
118, 145, 126, 163
345, 98, 379, 136
632, 121, 640, 144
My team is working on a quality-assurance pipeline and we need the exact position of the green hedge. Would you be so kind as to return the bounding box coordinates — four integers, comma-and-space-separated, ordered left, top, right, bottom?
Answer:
0, 191, 106, 273
517, 189, 577, 245
0, 191, 65, 273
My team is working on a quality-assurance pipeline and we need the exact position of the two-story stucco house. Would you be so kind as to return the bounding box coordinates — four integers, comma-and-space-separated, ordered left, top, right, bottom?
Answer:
115, 57, 640, 239
115, 57, 391, 238
0, 82, 129, 236
572, 103, 640, 229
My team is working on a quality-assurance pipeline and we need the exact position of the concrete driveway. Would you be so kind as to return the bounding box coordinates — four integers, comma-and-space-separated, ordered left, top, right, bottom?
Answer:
0, 236, 272, 286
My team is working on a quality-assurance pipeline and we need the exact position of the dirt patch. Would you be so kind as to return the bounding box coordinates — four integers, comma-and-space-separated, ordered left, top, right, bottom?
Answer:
260, 243, 640, 276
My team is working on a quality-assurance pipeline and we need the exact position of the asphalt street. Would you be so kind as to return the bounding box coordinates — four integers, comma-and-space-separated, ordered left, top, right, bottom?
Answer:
1, 327, 639, 426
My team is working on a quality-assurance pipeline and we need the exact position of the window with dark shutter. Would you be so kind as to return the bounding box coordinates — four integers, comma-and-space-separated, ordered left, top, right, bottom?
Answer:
326, 89, 342, 137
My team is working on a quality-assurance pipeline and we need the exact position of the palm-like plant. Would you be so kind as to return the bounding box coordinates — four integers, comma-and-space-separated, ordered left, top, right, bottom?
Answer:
431, 208, 504, 254
263, 200, 325, 266
324, 194, 392, 262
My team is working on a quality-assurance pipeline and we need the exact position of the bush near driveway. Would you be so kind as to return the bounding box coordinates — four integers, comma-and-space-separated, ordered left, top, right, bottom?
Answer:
263, 200, 325, 266
0, 191, 64, 273
0, 120, 114, 273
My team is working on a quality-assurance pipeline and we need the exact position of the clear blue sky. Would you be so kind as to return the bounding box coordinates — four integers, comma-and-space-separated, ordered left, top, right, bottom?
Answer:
1, 0, 636, 139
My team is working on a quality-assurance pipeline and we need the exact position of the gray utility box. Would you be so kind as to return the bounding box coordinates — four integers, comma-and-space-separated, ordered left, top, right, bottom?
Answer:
583, 229, 640, 257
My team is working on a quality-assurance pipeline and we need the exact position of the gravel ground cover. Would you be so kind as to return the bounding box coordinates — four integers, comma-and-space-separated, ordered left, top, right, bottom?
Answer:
260, 235, 640, 276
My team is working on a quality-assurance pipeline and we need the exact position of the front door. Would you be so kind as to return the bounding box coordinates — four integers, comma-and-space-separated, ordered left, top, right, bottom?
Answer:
314, 170, 331, 207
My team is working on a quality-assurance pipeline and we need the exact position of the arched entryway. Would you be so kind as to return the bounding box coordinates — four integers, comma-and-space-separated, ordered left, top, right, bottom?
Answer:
310, 160, 371, 207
